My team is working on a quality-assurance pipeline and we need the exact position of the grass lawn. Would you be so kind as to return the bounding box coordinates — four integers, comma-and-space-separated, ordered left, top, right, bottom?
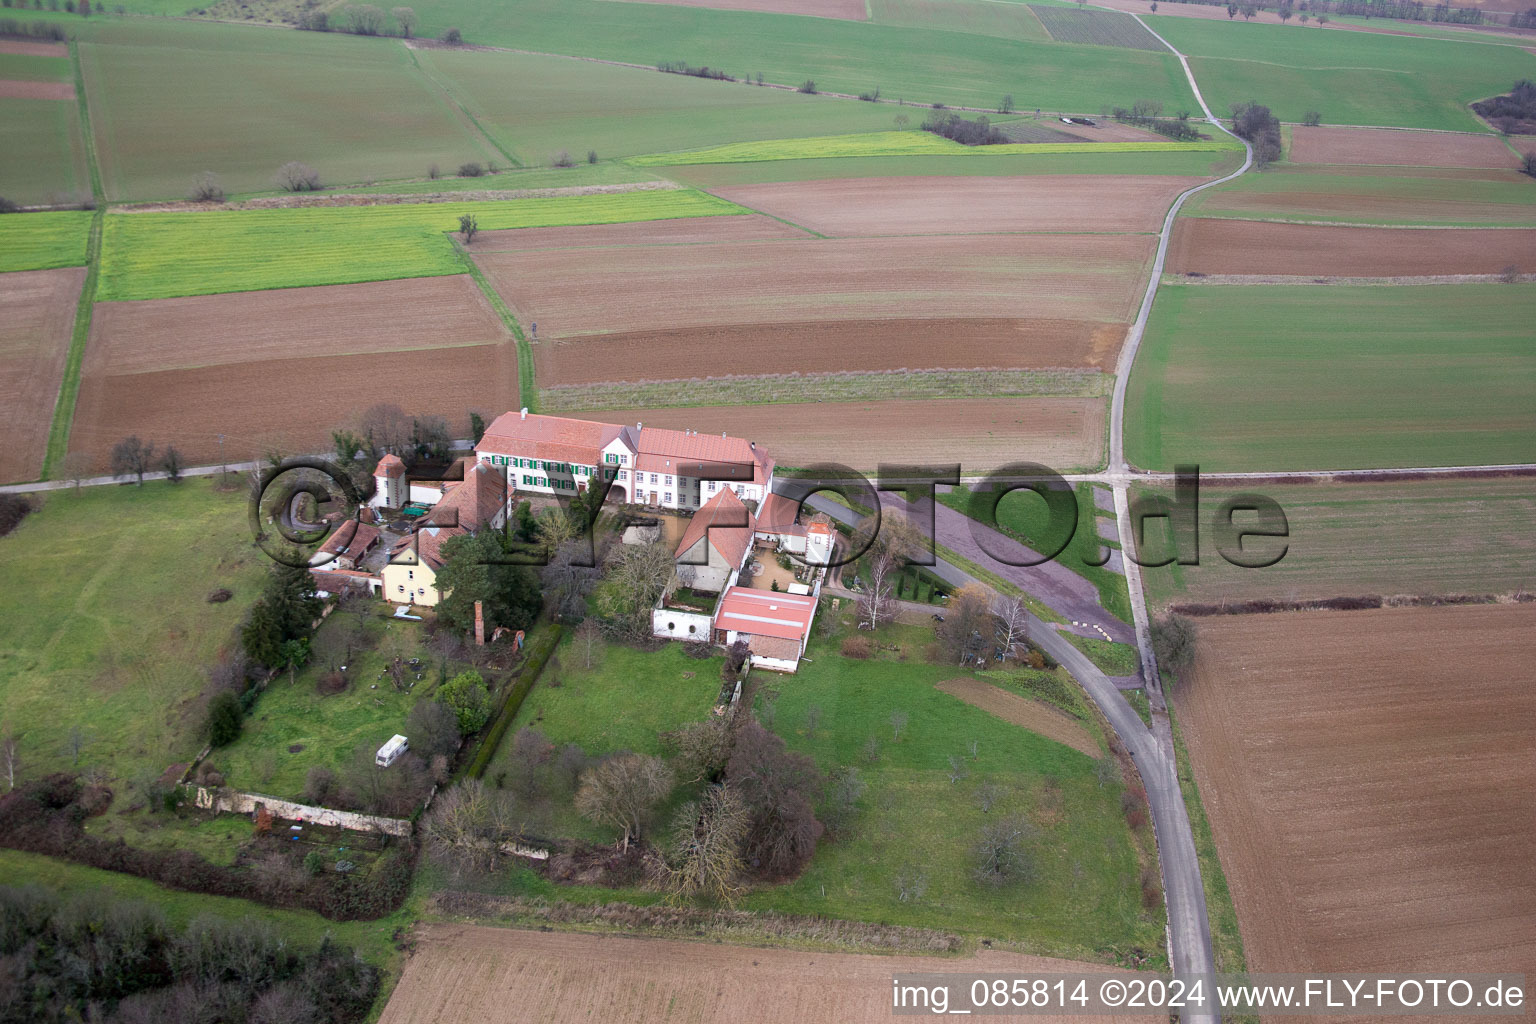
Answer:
401, 0, 1198, 115
350, 162, 660, 196
1148, 15, 1536, 131
212, 615, 442, 802
1062, 632, 1140, 676
1125, 283, 1536, 472
452, 620, 1162, 963
630, 130, 1239, 165
0, 478, 266, 793
0, 210, 93, 271
416, 47, 903, 165
83, 807, 258, 866
97, 188, 742, 300
78, 21, 495, 201
665, 147, 1243, 185
0, 97, 89, 207
938, 482, 1131, 624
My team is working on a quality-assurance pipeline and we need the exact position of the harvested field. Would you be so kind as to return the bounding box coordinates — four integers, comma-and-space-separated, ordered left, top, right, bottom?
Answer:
469, 213, 811, 252
1167, 219, 1536, 277
590, 397, 1106, 470
1137, 477, 1536, 610
937, 678, 1099, 757
0, 41, 68, 58
0, 79, 73, 100
68, 343, 518, 471
0, 267, 85, 484
86, 276, 510, 376
1179, 606, 1536, 979
1028, 4, 1165, 50
598, 0, 867, 19
379, 924, 1160, 1024
1190, 185, 1535, 225
1288, 125, 1520, 168
477, 233, 1155, 342
534, 318, 1125, 385
709, 175, 1201, 236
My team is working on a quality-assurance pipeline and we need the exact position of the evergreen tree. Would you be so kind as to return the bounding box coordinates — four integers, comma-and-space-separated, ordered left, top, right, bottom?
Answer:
435, 530, 543, 635
242, 598, 286, 668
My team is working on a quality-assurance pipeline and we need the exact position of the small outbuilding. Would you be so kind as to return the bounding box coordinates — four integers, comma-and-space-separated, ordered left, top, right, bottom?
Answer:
375, 734, 409, 767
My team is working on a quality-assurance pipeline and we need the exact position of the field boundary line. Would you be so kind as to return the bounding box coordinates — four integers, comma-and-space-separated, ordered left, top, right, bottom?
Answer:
404, 44, 521, 169
41, 40, 106, 481
451, 235, 538, 413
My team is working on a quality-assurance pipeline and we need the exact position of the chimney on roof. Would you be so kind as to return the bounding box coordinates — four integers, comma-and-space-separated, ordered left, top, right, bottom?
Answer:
749, 441, 755, 451
722, 431, 726, 438
520, 407, 528, 420
636, 422, 642, 430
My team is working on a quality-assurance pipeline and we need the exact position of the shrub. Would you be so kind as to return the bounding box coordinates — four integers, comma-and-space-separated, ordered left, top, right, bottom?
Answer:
275, 161, 321, 192
456, 161, 484, 177
841, 635, 872, 659
439, 24, 461, 43
206, 690, 243, 747
857, 86, 880, 102
1523, 152, 1536, 179
427, 163, 440, 179
587, 149, 598, 164
0, 494, 32, 537
206, 587, 232, 603
922, 111, 1006, 146
1302, 110, 1322, 126
303, 849, 326, 875
551, 149, 575, 168
438, 670, 491, 734
0, 195, 20, 214
798, 79, 816, 94
1230, 101, 1282, 167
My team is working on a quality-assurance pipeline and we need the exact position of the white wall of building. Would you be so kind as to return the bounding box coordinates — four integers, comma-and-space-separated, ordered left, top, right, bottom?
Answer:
652, 607, 713, 641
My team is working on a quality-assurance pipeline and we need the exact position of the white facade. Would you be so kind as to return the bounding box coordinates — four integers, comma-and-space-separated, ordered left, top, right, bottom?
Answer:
651, 607, 714, 641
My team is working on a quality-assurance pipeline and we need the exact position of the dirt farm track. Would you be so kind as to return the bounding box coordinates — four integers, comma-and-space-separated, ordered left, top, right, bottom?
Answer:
1179, 605, 1536, 990
379, 924, 1163, 1024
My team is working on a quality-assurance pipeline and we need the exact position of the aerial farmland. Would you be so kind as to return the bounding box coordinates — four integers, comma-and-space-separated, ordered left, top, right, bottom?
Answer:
0, 0, 1533, 1019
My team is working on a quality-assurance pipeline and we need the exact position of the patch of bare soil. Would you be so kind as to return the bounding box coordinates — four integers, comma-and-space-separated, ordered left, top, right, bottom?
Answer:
0, 40, 67, 57
1287, 125, 1519, 168
533, 317, 1124, 384
937, 678, 1100, 756
68, 342, 518, 472
86, 275, 509, 375
591, 397, 1107, 471
1167, 219, 1536, 276
0, 267, 85, 484
0, 79, 74, 101
1179, 605, 1536, 989
377, 923, 1162, 1024
709, 175, 1205, 236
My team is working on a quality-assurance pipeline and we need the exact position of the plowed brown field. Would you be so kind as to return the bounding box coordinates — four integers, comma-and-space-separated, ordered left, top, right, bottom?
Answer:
1196, 189, 1530, 224
0, 40, 68, 57
1167, 219, 1536, 276
1180, 606, 1536, 985
469, 213, 811, 251
938, 678, 1099, 756
68, 343, 518, 471
477, 233, 1153, 344
86, 276, 509, 375
598, 0, 867, 19
1288, 126, 1519, 168
0, 79, 73, 101
709, 176, 1202, 236
378, 924, 1161, 1024
594, 396, 1105, 470
0, 267, 84, 484
534, 318, 1125, 384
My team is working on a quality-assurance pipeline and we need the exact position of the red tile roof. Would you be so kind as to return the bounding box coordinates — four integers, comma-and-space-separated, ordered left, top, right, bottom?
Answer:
755, 492, 807, 537
674, 487, 755, 568
389, 525, 464, 572
478, 411, 626, 467
318, 519, 381, 560
424, 462, 505, 531
374, 453, 405, 478
637, 427, 766, 483
715, 586, 816, 642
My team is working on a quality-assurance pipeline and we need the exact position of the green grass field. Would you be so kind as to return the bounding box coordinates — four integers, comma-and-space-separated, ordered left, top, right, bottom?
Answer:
665, 147, 1243, 184
0, 479, 267, 793
631, 129, 1241, 165
1134, 477, 1536, 610
0, 51, 72, 81
938, 482, 1131, 625
415, 47, 904, 165
0, 210, 93, 271
78, 21, 495, 200
1183, 169, 1536, 226
1061, 632, 1140, 676
1125, 283, 1536, 472
1147, 15, 1536, 131
466, 618, 1160, 961
212, 616, 440, 802
0, 97, 88, 206
97, 188, 742, 300
402, 0, 1198, 114
352, 161, 660, 195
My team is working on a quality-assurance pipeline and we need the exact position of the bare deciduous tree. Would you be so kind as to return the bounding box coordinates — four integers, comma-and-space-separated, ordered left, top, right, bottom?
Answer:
608, 541, 676, 615
421, 778, 521, 878
391, 4, 416, 35
889, 709, 908, 741
895, 864, 929, 902
938, 584, 996, 665
666, 783, 749, 904
573, 616, 603, 670
359, 403, 411, 455
189, 170, 223, 203
275, 161, 322, 192
972, 815, 1037, 886
1, 724, 18, 791
575, 752, 674, 849
663, 717, 731, 784
111, 435, 154, 485
992, 594, 1029, 660
857, 548, 898, 631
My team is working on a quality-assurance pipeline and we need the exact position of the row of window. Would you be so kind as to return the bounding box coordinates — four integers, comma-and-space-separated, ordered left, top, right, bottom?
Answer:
487, 454, 601, 477
522, 475, 579, 491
